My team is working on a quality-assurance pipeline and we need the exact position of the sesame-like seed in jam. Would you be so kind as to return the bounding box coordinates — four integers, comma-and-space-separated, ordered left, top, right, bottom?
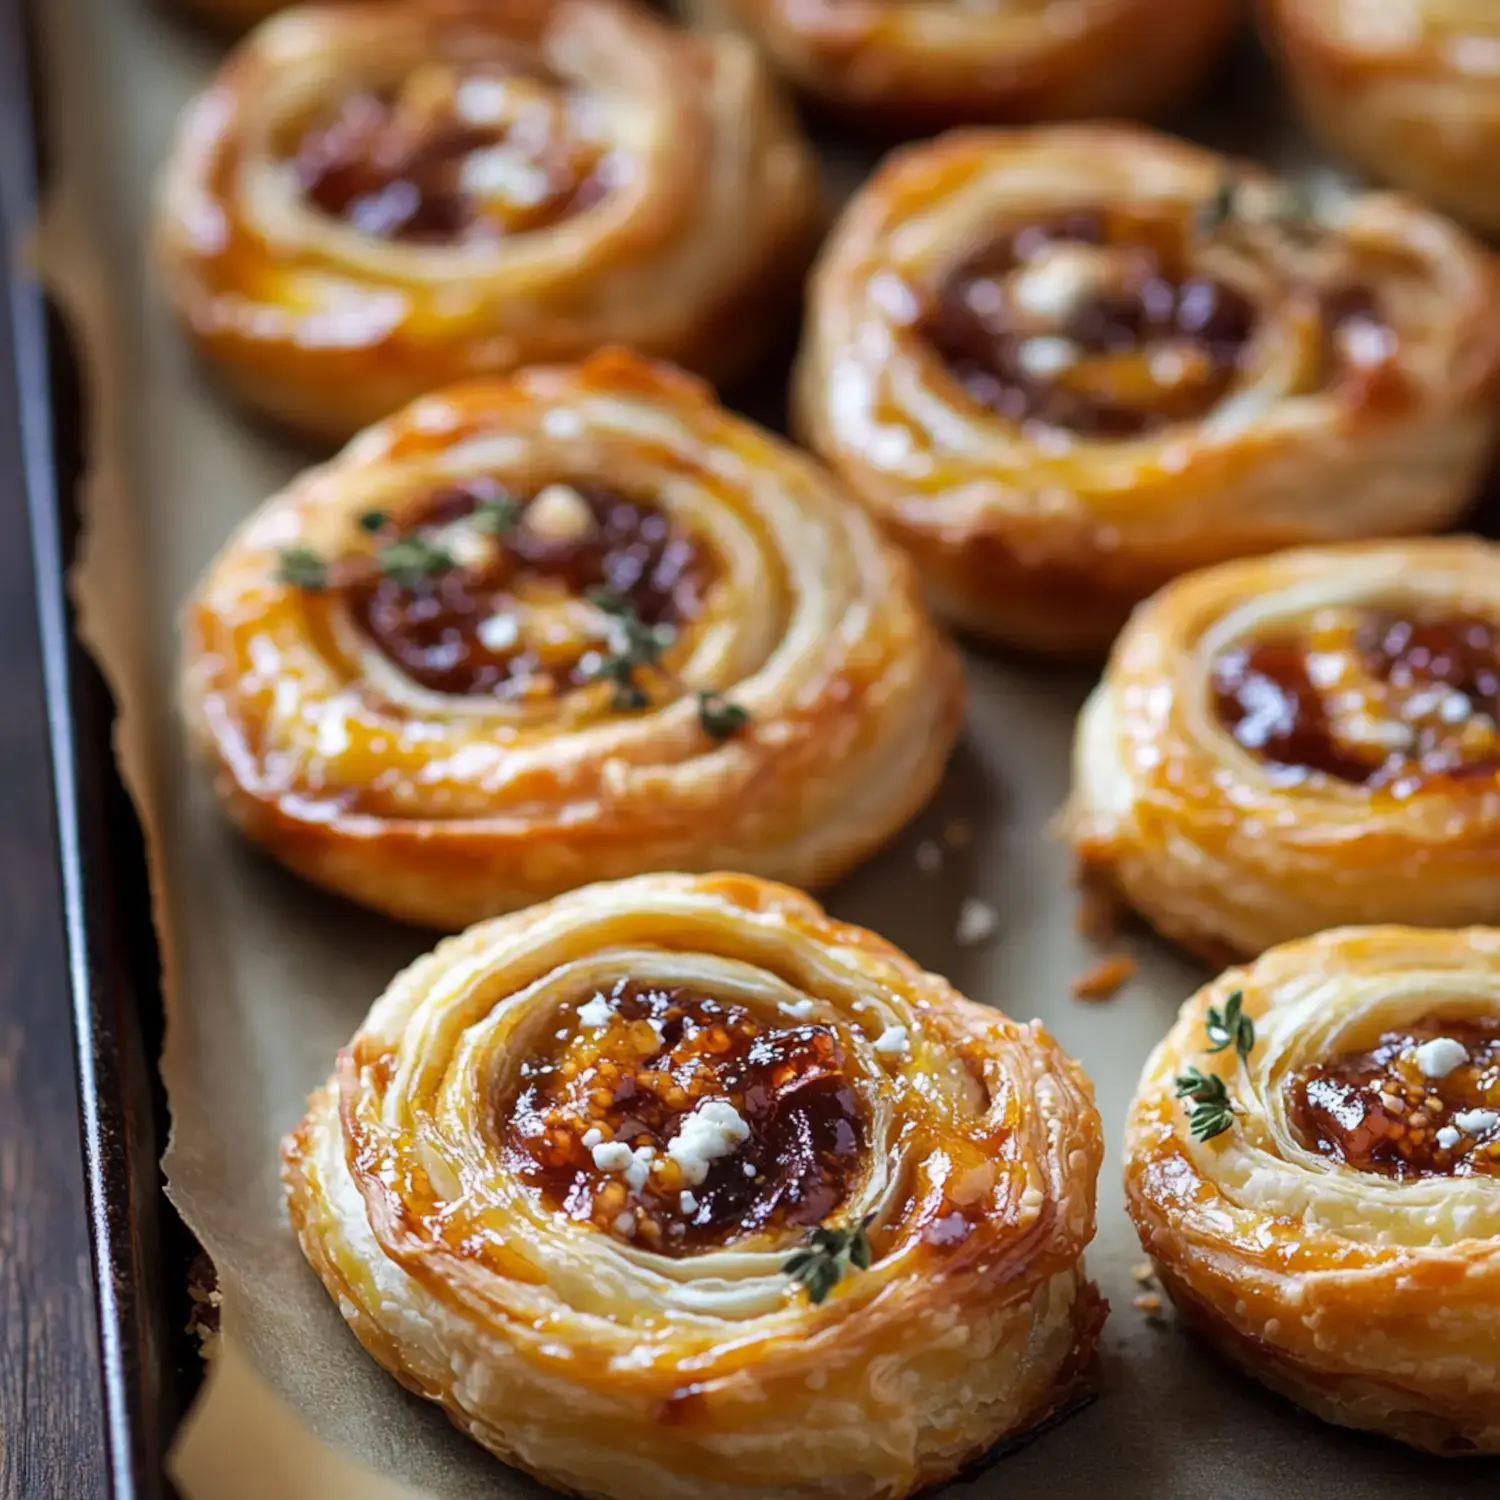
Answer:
921, 210, 1258, 437
1212, 607, 1500, 794
1287, 1016, 1500, 1178
344, 478, 711, 699
500, 980, 866, 1253
290, 63, 614, 243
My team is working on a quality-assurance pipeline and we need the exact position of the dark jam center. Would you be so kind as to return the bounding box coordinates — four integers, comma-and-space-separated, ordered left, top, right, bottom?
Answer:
291, 65, 609, 243
1212, 609, 1500, 793
1288, 1017, 1500, 1179
347, 479, 708, 698
921, 211, 1257, 437
503, 981, 866, 1253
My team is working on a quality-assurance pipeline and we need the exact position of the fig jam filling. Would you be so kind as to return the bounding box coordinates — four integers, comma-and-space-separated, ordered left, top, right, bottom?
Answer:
920, 212, 1258, 437
502, 981, 866, 1252
345, 478, 710, 699
1212, 608, 1500, 794
1288, 1016, 1500, 1179
290, 63, 613, 242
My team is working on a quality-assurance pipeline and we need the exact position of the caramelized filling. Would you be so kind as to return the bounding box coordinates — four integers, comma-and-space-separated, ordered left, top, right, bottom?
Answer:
1288, 1016, 1500, 1178
345, 479, 710, 699
501, 981, 867, 1253
921, 211, 1258, 437
1212, 607, 1500, 794
290, 62, 613, 242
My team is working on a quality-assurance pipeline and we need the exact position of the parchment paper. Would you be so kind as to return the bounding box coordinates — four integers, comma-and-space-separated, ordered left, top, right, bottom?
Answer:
39, 0, 1500, 1494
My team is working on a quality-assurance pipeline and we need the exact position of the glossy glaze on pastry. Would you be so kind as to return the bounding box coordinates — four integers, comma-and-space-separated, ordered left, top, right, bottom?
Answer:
180, 351, 963, 929
154, 0, 819, 441
683, 0, 1240, 132
795, 125, 1500, 654
1069, 538, 1500, 961
1266, 1, 1500, 236
284, 872, 1105, 1500
1126, 926, 1500, 1454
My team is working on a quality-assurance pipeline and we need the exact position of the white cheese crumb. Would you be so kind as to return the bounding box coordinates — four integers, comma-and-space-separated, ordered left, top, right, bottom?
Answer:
613, 1211, 636, 1237
455, 76, 509, 126
591, 1141, 633, 1173
1414, 1036, 1469, 1080
780, 998, 818, 1020
581, 1128, 603, 1149
873, 1024, 910, 1057
666, 1099, 751, 1186
955, 898, 999, 947
1453, 1108, 1499, 1136
477, 613, 520, 653
623, 1146, 655, 1192
1339, 319, 1397, 369
1015, 336, 1079, 379
743, 1161, 757, 1177
1437, 1126, 1463, 1150
576, 993, 612, 1028
524, 483, 595, 542
679, 1191, 698, 1215
1009, 246, 1105, 322
460, 146, 550, 206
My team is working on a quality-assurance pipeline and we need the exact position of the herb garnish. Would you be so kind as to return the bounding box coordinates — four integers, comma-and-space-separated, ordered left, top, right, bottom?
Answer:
1195, 176, 1239, 238
1205, 989, 1254, 1061
1197, 175, 1323, 245
697, 691, 750, 740
357, 510, 391, 534
783, 1218, 875, 1304
1174, 1067, 1238, 1142
472, 495, 521, 533
276, 546, 328, 591
586, 587, 677, 712
378, 536, 456, 590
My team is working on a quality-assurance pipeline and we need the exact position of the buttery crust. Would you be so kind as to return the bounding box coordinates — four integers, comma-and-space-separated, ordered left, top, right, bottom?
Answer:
153, 0, 820, 443
1125, 926, 1500, 1455
1067, 538, 1500, 962
283, 872, 1106, 1500
682, 0, 1239, 132
795, 125, 1500, 655
1266, 0, 1500, 236
180, 351, 964, 930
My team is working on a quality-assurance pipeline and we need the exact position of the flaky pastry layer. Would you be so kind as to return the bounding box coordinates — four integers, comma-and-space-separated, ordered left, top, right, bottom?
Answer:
154, 0, 819, 441
795, 125, 1500, 654
1068, 538, 1500, 960
1126, 926, 1500, 1455
180, 351, 963, 929
283, 872, 1105, 1500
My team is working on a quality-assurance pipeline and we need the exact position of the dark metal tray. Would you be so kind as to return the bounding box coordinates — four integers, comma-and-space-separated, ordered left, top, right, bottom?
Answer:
3, 0, 202, 1494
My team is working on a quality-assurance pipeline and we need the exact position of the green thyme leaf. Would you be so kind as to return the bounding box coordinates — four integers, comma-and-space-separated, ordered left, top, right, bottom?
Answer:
585, 588, 676, 712
472, 496, 521, 534
1173, 1067, 1237, 1141
1196, 175, 1239, 239
276, 546, 328, 591
378, 536, 456, 590
783, 1218, 876, 1304
1205, 990, 1255, 1061
357, 510, 391, 534
697, 691, 750, 740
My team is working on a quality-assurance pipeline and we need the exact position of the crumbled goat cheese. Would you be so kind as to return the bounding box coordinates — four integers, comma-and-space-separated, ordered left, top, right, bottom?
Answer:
666, 1100, 751, 1186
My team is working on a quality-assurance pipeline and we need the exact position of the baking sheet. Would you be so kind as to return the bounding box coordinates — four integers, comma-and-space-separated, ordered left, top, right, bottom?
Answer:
40, 0, 1500, 1494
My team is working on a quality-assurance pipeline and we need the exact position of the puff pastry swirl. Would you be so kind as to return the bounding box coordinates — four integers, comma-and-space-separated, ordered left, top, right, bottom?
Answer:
682, 0, 1239, 131
1125, 926, 1500, 1455
1266, 1, 1500, 237
284, 872, 1105, 1500
1069, 538, 1500, 962
153, 0, 819, 441
795, 125, 1500, 654
180, 351, 963, 930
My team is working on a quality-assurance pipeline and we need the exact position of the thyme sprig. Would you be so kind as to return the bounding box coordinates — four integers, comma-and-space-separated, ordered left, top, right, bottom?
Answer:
1173, 1067, 1238, 1142
472, 495, 521, 534
1197, 174, 1323, 245
783, 1217, 875, 1304
697, 691, 750, 740
586, 587, 677, 711
275, 546, 328, 591
1205, 989, 1255, 1061
378, 535, 457, 590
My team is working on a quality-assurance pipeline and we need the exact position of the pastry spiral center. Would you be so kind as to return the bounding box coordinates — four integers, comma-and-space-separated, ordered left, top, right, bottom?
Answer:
501, 981, 867, 1253
290, 62, 614, 242
921, 211, 1258, 437
1212, 607, 1500, 794
346, 479, 711, 699
1288, 1016, 1500, 1179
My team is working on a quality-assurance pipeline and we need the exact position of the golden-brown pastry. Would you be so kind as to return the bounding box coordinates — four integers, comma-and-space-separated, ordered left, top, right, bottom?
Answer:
1126, 926, 1500, 1455
1266, 1, 1500, 237
153, 0, 819, 443
180, 351, 963, 930
795, 125, 1500, 655
1068, 538, 1500, 962
682, 0, 1240, 132
284, 871, 1106, 1499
